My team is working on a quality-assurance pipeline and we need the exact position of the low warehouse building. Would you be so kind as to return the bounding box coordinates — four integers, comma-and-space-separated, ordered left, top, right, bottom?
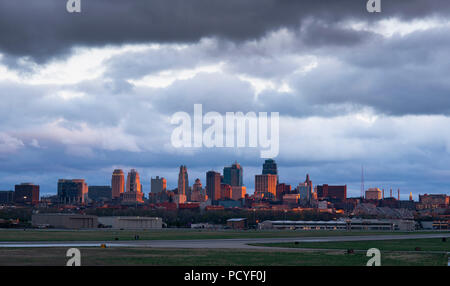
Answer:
98, 216, 162, 229
226, 218, 248, 229
32, 213, 98, 229
258, 219, 416, 231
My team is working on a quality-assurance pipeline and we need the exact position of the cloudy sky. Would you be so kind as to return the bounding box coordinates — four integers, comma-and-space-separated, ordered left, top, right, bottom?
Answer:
1, 0, 450, 198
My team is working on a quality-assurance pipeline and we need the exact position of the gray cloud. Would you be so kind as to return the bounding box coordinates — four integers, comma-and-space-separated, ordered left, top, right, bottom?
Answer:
1, 0, 450, 62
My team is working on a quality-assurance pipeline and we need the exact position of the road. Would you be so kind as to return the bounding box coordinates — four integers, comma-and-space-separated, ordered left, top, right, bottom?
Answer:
0, 233, 449, 250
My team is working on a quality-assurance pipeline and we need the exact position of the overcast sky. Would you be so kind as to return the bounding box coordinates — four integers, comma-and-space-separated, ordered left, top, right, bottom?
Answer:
1, 0, 450, 198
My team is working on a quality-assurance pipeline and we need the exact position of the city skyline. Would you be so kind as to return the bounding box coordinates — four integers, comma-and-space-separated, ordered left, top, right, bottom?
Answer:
1, 1, 450, 199
0, 160, 439, 201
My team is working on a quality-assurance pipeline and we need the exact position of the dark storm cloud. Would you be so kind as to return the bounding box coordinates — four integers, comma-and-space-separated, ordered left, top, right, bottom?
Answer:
289, 28, 450, 116
1, 0, 450, 62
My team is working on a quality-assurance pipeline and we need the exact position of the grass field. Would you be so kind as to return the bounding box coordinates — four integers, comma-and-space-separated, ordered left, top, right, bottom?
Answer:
0, 247, 447, 266
0, 229, 447, 242
251, 238, 450, 252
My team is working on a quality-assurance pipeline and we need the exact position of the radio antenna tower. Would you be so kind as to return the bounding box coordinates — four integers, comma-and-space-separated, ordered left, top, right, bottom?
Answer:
360, 165, 364, 199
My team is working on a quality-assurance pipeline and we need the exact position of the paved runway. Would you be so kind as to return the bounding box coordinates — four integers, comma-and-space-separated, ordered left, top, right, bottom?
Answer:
0, 233, 449, 249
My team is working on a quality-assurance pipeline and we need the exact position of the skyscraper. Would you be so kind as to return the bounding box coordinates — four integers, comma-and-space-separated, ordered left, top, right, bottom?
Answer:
126, 169, 141, 193
262, 159, 278, 176
297, 174, 313, 203
206, 171, 221, 201
231, 186, 246, 201
255, 174, 277, 199
178, 165, 189, 195
151, 176, 167, 193
223, 162, 243, 187
220, 183, 232, 200
191, 178, 207, 202
122, 169, 144, 204
111, 169, 125, 199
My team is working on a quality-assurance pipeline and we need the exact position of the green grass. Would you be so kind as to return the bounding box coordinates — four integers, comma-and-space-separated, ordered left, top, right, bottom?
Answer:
0, 229, 447, 242
251, 238, 450, 252
0, 247, 446, 266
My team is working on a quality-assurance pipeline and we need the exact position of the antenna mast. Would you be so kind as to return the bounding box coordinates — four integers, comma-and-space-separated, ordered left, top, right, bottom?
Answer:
361, 165, 364, 199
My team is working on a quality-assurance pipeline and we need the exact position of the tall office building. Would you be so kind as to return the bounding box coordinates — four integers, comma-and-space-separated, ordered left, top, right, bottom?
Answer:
223, 162, 243, 187
191, 178, 207, 202
255, 174, 277, 199
126, 169, 141, 193
122, 169, 144, 204
178, 165, 189, 195
111, 169, 125, 199
14, 183, 40, 205
193, 178, 202, 192
220, 184, 232, 200
231, 186, 246, 201
206, 171, 221, 201
57, 179, 88, 204
151, 176, 167, 193
262, 159, 278, 176
297, 174, 313, 203
276, 183, 291, 201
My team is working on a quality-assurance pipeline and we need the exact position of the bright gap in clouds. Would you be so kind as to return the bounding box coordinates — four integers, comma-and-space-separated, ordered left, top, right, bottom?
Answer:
0, 44, 158, 85
345, 17, 450, 38
128, 62, 226, 88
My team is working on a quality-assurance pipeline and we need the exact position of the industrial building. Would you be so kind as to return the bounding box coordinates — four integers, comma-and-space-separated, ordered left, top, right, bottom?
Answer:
226, 218, 248, 229
98, 216, 162, 229
32, 213, 98, 229
365, 188, 382, 200
259, 218, 416, 231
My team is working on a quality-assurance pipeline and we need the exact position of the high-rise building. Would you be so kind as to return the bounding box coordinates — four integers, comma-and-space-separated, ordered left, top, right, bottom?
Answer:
151, 176, 167, 193
126, 169, 141, 193
276, 183, 291, 201
255, 174, 277, 199
122, 169, 144, 204
111, 169, 125, 199
14, 183, 40, 206
88, 186, 112, 202
223, 162, 243, 187
178, 165, 189, 195
231, 186, 246, 201
193, 178, 202, 192
220, 184, 232, 200
262, 159, 278, 176
58, 179, 88, 204
191, 178, 208, 202
206, 171, 221, 201
296, 174, 314, 203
